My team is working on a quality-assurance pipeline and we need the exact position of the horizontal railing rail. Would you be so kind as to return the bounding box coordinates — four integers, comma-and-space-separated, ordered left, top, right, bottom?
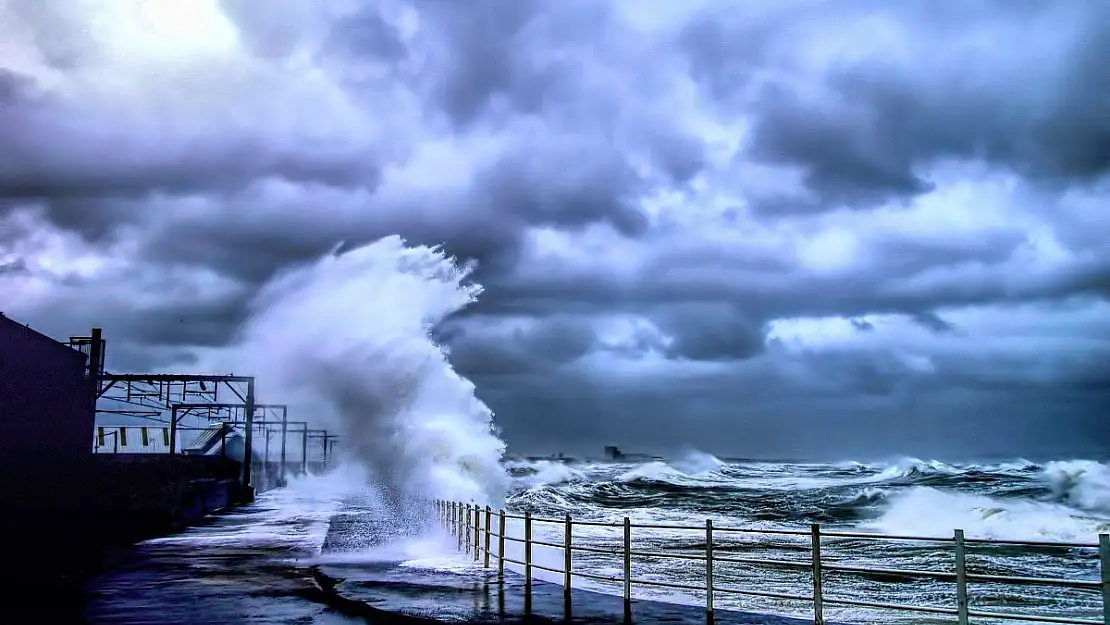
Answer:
434, 499, 1110, 625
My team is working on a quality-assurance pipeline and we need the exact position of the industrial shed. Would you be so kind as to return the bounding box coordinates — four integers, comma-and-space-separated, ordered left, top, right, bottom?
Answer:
0, 312, 95, 472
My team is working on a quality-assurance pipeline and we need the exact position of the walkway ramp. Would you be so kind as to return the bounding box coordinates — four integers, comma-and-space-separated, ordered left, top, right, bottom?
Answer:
181, 423, 229, 456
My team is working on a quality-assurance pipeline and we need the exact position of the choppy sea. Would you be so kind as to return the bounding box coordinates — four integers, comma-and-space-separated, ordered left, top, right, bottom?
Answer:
78, 456, 1109, 625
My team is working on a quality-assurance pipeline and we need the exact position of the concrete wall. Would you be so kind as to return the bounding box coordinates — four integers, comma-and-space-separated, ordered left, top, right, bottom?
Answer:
1, 453, 243, 593
75, 455, 242, 537
0, 314, 94, 473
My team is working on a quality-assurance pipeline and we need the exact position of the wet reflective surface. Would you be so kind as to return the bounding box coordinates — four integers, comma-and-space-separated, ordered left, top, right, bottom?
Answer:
316, 505, 831, 625
315, 562, 829, 624
6, 478, 833, 624
81, 481, 361, 625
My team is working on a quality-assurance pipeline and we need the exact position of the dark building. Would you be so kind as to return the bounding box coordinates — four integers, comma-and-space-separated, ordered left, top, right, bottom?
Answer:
0, 313, 95, 475
0, 315, 241, 602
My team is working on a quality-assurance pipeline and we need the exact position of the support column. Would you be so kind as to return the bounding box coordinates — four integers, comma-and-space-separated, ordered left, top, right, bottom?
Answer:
301, 425, 309, 474
279, 407, 288, 483
263, 423, 271, 488
169, 405, 179, 456
241, 379, 256, 490
88, 327, 103, 399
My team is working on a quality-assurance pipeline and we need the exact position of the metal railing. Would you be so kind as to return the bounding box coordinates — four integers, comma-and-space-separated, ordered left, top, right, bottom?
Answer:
434, 500, 1110, 625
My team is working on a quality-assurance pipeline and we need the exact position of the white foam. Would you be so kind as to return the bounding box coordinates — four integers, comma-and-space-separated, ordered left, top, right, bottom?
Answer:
615, 454, 731, 487
211, 236, 510, 512
146, 466, 357, 552
1042, 460, 1110, 515
864, 485, 1109, 542
514, 460, 586, 489
669, 448, 724, 475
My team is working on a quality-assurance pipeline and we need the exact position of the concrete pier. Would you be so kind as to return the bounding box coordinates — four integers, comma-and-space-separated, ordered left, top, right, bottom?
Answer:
311, 560, 827, 624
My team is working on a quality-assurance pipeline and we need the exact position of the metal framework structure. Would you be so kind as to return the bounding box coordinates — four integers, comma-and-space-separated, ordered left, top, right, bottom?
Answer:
67, 327, 344, 492
68, 328, 258, 490
306, 429, 340, 463
190, 407, 318, 476
254, 419, 311, 476
168, 403, 286, 463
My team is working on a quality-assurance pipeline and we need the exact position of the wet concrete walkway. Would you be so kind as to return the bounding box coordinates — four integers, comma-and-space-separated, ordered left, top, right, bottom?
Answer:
313, 506, 834, 621
313, 506, 832, 625
313, 562, 831, 624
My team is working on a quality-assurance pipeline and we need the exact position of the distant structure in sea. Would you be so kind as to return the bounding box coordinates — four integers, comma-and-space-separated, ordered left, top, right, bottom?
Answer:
604, 445, 661, 463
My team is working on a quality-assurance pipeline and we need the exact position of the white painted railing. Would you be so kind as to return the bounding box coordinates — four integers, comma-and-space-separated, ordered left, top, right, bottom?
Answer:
435, 499, 1110, 625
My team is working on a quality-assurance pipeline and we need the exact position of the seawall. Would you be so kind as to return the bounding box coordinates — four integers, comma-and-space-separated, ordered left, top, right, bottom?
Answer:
0, 454, 247, 599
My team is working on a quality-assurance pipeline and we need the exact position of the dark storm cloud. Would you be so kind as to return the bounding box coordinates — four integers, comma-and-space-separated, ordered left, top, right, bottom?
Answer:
0, 100, 384, 204
0, 258, 28, 276
5, 198, 152, 244
682, 0, 1110, 211
137, 130, 650, 292
652, 302, 767, 361
0, 68, 36, 107
478, 223, 1043, 323
438, 315, 597, 376
912, 312, 955, 334
410, 0, 606, 127
482, 363, 1109, 460
2, 0, 664, 279
103, 343, 201, 373
4, 0, 93, 71
122, 293, 254, 348
475, 140, 650, 237
850, 318, 875, 332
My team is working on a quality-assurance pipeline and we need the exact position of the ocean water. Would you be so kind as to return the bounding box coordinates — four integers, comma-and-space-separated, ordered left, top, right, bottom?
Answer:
490, 453, 1110, 624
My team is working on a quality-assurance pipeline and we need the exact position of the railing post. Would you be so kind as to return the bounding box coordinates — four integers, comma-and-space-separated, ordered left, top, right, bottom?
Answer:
706, 519, 714, 618
498, 509, 506, 580
466, 504, 473, 555
564, 513, 573, 595
811, 523, 824, 625
955, 529, 969, 625
623, 517, 631, 606
1099, 533, 1109, 625
484, 506, 492, 568
525, 510, 533, 591
474, 504, 481, 561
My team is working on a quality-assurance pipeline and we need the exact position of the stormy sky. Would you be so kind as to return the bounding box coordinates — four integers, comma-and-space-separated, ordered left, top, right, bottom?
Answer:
1, 0, 1107, 460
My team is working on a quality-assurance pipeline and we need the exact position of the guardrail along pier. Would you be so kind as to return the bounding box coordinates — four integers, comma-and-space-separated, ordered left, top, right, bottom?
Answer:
435, 499, 1110, 625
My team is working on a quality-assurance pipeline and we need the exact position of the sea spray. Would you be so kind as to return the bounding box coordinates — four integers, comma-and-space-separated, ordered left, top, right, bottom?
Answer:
217, 236, 509, 520
1042, 459, 1110, 515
